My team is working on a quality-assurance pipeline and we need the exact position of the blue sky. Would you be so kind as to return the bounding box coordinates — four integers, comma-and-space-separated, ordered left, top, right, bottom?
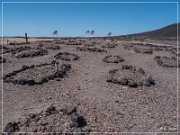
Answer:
0, 0, 179, 37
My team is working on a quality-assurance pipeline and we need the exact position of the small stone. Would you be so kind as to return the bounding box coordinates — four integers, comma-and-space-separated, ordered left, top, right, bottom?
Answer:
144, 76, 155, 87
137, 67, 145, 75
115, 100, 119, 103
109, 69, 118, 74
78, 86, 81, 90
128, 80, 138, 88
27, 113, 36, 119
122, 65, 133, 70
60, 64, 71, 73
118, 78, 128, 85
21, 65, 29, 70
46, 105, 57, 115
26, 79, 35, 86
70, 112, 87, 127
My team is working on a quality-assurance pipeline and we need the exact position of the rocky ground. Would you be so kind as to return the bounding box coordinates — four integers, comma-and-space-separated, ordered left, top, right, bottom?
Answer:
0, 38, 179, 134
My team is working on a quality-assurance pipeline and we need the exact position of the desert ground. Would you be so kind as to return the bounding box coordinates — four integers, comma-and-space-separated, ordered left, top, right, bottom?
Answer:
0, 37, 180, 134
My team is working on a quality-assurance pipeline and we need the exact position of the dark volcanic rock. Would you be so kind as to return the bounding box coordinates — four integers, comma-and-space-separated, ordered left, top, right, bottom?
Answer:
122, 65, 133, 70
4, 122, 19, 132
70, 112, 87, 127
137, 67, 145, 75
26, 79, 36, 86
144, 76, 155, 86
60, 64, 71, 73
46, 105, 57, 115
128, 80, 138, 88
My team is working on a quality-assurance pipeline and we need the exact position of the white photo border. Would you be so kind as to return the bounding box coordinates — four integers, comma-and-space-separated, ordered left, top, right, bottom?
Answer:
1, 1, 179, 134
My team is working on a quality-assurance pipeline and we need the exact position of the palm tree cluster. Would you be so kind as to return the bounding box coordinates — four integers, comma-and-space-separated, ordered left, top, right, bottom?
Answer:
85, 30, 95, 37
52, 30, 112, 37
85, 30, 112, 37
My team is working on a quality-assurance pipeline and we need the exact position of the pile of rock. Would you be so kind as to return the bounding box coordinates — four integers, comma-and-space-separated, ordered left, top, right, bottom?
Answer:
134, 46, 153, 54
102, 43, 118, 48
16, 49, 48, 58
107, 65, 155, 88
1, 46, 31, 54
169, 48, 180, 57
47, 45, 60, 50
4, 106, 89, 133
37, 44, 60, 50
9, 42, 30, 45
3, 62, 71, 86
123, 45, 134, 50
77, 47, 107, 52
103, 55, 125, 63
154, 56, 180, 68
65, 40, 82, 45
54, 52, 79, 61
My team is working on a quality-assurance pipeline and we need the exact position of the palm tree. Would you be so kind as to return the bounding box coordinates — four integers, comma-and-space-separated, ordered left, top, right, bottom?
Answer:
90, 30, 95, 37
85, 30, 90, 37
53, 30, 58, 38
107, 32, 112, 37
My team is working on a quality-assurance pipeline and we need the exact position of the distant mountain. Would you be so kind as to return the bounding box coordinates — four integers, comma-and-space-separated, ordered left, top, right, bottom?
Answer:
127, 23, 179, 38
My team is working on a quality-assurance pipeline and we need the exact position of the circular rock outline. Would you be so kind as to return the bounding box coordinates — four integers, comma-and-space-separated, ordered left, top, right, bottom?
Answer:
15, 49, 48, 58
107, 65, 155, 88
3, 62, 71, 86
103, 55, 125, 63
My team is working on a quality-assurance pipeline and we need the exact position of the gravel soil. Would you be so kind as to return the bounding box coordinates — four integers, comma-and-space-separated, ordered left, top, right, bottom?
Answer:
0, 39, 179, 134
